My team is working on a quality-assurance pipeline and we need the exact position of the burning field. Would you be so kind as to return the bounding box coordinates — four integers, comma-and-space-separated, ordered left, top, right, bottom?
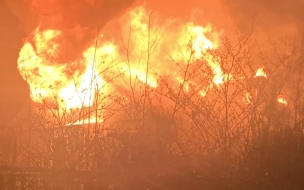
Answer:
1, 0, 304, 189
16, 2, 290, 124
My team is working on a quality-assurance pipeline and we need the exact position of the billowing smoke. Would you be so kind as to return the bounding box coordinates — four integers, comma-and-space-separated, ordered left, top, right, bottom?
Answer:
220, 0, 304, 33
6, 0, 304, 64
5, 0, 136, 63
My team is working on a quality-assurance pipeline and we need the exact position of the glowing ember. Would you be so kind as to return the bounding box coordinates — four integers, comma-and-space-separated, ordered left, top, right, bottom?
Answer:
67, 115, 103, 126
256, 68, 267, 78
277, 97, 288, 105
243, 92, 252, 104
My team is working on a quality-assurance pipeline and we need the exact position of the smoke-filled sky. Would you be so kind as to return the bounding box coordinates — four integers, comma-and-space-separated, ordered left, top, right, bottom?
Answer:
5, 0, 137, 64
222, 0, 304, 29
0, 0, 303, 124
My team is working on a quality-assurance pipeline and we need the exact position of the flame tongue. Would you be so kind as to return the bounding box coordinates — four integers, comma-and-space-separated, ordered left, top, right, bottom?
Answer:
17, 6, 228, 124
18, 29, 102, 110
256, 67, 267, 77
29, 27, 95, 64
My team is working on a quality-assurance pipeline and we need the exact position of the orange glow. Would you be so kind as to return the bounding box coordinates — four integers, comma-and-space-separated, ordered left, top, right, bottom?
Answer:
277, 97, 288, 105
243, 92, 252, 104
67, 115, 103, 126
18, 29, 103, 111
171, 21, 225, 87
190, 24, 225, 85
256, 67, 267, 78
16, 6, 247, 124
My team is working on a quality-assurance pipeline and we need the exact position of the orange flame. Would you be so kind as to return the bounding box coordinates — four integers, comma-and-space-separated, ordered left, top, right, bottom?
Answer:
277, 96, 288, 105
256, 67, 267, 78
17, 6, 232, 123
18, 29, 103, 111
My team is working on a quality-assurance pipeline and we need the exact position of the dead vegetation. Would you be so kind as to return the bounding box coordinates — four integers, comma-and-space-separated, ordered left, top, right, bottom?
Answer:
1, 8, 304, 190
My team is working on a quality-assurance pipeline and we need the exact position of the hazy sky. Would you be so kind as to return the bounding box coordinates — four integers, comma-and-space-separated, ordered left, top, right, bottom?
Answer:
0, 1, 28, 124
0, 0, 302, 124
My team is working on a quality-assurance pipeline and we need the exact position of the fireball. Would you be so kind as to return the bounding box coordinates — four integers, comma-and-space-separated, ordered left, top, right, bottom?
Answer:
17, 6, 232, 124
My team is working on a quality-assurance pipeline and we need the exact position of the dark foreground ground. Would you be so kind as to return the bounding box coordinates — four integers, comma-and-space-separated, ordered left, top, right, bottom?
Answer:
1, 165, 304, 190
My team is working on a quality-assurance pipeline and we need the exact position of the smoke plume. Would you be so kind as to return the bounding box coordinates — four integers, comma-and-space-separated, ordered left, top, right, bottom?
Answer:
6, 0, 303, 65
220, 0, 304, 33
5, 0, 136, 63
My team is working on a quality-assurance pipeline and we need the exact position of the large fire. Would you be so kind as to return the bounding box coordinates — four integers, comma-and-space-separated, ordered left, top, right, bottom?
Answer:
18, 28, 103, 110
18, 7, 222, 108
16, 6, 287, 125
